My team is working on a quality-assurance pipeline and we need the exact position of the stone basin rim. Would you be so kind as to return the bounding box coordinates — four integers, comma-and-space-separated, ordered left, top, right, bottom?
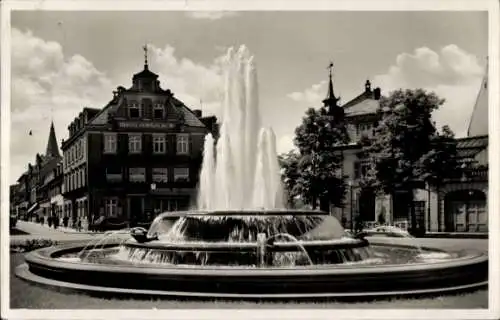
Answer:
24, 242, 488, 276
15, 263, 488, 300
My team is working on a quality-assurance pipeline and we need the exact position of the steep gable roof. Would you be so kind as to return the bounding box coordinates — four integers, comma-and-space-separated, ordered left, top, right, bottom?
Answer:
467, 62, 488, 137
342, 82, 381, 117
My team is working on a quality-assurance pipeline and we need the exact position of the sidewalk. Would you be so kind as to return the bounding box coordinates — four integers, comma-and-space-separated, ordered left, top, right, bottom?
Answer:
10, 221, 122, 243
16, 220, 100, 235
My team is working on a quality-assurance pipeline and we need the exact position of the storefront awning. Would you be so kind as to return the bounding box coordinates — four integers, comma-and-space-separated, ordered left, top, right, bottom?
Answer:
27, 203, 39, 214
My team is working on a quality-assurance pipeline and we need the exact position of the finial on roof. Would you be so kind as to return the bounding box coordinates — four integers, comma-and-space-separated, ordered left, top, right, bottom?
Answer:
143, 43, 149, 70
365, 80, 372, 93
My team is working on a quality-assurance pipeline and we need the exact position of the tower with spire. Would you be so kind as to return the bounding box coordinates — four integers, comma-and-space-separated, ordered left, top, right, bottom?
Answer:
45, 121, 61, 159
323, 62, 345, 123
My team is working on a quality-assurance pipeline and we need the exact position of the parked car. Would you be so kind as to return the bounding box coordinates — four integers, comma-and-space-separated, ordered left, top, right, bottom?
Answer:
363, 226, 412, 238
88, 216, 128, 232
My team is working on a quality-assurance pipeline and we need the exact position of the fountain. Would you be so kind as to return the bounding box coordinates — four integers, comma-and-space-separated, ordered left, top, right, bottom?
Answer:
16, 46, 488, 300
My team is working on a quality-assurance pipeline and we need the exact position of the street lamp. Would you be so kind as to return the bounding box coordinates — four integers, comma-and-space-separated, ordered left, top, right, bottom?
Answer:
348, 180, 354, 231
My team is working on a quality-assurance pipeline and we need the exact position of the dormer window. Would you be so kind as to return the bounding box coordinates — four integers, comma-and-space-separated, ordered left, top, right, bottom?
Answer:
153, 103, 164, 120
129, 103, 141, 119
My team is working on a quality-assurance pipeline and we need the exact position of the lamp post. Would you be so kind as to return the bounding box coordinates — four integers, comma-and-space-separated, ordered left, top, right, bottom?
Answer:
149, 183, 157, 222
348, 180, 354, 231
460, 162, 469, 232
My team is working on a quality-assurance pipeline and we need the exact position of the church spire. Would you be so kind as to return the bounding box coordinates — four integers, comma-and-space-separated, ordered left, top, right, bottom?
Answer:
323, 62, 340, 110
45, 121, 60, 158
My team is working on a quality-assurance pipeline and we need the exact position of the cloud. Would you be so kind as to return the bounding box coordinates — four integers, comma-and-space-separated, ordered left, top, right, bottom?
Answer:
373, 44, 484, 137
185, 11, 238, 20
149, 44, 224, 115
287, 80, 328, 106
10, 28, 114, 183
276, 134, 297, 155
9, 29, 228, 184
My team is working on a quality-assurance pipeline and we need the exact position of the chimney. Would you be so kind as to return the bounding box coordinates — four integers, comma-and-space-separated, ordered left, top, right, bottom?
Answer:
193, 109, 202, 118
374, 87, 381, 100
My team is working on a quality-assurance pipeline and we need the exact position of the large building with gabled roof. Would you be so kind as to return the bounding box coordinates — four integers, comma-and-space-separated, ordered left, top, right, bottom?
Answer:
60, 50, 218, 228
323, 60, 488, 233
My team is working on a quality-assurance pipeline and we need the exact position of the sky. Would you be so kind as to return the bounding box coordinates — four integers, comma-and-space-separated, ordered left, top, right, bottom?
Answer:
9, 10, 488, 184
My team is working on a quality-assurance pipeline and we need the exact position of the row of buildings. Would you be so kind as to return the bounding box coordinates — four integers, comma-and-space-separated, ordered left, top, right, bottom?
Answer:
10, 51, 488, 233
10, 56, 218, 228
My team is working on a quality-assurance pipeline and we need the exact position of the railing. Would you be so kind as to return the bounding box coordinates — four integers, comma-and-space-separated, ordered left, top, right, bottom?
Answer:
363, 220, 409, 231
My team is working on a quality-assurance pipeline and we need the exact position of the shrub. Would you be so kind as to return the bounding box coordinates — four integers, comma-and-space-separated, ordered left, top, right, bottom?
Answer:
10, 239, 58, 253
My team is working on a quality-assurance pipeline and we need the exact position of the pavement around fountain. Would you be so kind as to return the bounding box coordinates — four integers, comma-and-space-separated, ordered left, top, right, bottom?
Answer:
10, 220, 129, 243
366, 236, 488, 253
7, 223, 489, 309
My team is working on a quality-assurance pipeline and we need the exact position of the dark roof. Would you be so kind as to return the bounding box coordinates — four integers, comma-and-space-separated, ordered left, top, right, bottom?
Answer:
132, 66, 159, 80
170, 97, 206, 127
456, 135, 488, 149
455, 135, 488, 160
342, 85, 381, 117
344, 99, 379, 117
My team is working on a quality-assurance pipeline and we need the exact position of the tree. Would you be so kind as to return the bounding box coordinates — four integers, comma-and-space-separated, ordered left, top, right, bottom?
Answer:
417, 125, 460, 231
290, 106, 349, 212
278, 150, 301, 207
361, 89, 456, 235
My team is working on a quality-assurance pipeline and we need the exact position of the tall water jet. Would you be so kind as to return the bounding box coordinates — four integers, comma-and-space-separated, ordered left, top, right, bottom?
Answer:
267, 128, 285, 209
252, 128, 271, 209
197, 134, 216, 210
197, 45, 285, 210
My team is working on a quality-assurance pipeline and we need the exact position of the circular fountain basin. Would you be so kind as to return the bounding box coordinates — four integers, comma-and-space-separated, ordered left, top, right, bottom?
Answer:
16, 210, 488, 300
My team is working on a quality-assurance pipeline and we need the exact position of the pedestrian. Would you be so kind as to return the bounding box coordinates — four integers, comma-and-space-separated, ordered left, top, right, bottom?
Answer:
77, 219, 82, 232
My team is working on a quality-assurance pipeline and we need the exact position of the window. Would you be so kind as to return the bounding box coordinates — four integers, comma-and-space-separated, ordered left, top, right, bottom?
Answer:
129, 167, 146, 182
80, 169, 85, 187
152, 168, 168, 183
153, 134, 166, 154
104, 134, 117, 153
78, 140, 82, 159
81, 139, 86, 160
176, 134, 189, 155
354, 161, 371, 179
129, 102, 141, 118
153, 103, 164, 119
357, 123, 373, 138
106, 167, 122, 182
105, 198, 118, 217
174, 168, 189, 182
128, 134, 142, 154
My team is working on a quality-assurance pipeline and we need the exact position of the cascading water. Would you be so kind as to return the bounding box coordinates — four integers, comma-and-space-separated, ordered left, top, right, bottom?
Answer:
197, 45, 285, 211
